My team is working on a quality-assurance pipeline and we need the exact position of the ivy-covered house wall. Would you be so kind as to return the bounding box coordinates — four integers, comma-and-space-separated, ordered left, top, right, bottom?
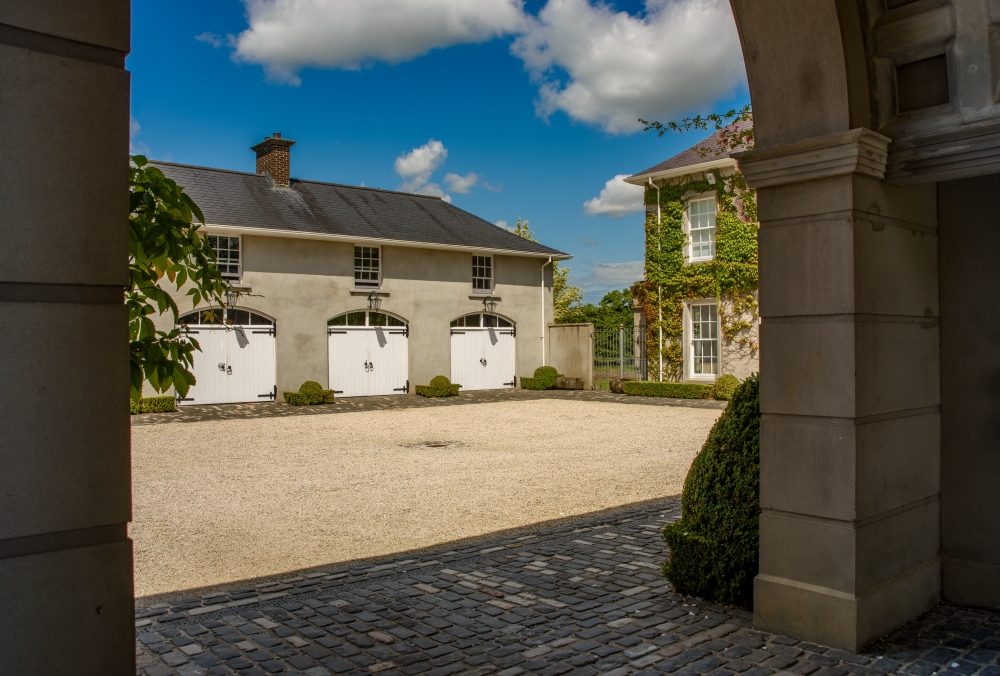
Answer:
632, 167, 759, 383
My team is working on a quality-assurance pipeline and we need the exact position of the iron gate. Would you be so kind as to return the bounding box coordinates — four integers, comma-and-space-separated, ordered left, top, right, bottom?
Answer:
593, 325, 647, 390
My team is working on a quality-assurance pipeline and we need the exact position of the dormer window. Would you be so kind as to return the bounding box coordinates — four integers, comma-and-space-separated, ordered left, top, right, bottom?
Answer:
208, 235, 241, 279
687, 197, 717, 262
355, 246, 380, 287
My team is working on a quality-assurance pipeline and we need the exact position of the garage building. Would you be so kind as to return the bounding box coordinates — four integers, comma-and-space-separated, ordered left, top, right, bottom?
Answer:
150, 134, 569, 404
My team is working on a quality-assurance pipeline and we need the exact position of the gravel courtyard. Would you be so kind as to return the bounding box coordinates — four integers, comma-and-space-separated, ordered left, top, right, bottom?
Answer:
131, 397, 722, 599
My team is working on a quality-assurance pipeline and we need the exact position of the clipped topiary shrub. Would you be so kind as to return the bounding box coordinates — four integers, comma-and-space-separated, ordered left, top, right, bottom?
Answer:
711, 374, 741, 401
130, 395, 177, 415
661, 373, 760, 609
520, 366, 563, 390
416, 375, 461, 397
622, 381, 713, 399
299, 380, 324, 396
284, 380, 335, 405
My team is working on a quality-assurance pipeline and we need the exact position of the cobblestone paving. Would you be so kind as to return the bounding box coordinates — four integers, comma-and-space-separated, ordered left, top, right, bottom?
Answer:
135, 500, 1000, 676
131, 390, 726, 426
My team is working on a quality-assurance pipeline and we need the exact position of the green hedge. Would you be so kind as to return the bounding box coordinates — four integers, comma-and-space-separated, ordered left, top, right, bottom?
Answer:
622, 381, 713, 399
520, 366, 562, 390
284, 380, 335, 406
416, 375, 461, 397
130, 395, 177, 415
661, 373, 760, 608
711, 374, 741, 401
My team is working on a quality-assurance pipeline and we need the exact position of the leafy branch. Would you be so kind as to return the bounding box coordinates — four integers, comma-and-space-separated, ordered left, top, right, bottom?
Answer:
639, 104, 754, 157
128, 156, 229, 402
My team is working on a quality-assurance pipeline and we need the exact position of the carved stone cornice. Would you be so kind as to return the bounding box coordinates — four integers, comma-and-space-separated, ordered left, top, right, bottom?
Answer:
885, 119, 1000, 185
732, 129, 891, 189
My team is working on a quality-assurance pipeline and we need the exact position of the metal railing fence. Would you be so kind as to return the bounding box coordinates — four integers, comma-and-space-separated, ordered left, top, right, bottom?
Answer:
593, 325, 647, 390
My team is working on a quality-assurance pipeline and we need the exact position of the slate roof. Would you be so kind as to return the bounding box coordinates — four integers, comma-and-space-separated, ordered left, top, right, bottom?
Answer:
630, 121, 749, 179
150, 161, 567, 258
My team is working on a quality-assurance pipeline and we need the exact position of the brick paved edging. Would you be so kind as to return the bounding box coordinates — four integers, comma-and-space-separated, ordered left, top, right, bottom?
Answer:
135, 499, 1000, 676
131, 389, 727, 426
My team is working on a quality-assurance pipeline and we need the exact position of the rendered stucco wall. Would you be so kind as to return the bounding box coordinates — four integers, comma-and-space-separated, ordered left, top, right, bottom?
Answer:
939, 173, 1000, 607
153, 236, 553, 397
547, 323, 594, 386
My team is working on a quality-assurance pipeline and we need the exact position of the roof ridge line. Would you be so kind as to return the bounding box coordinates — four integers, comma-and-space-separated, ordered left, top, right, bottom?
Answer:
146, 160, 442, 200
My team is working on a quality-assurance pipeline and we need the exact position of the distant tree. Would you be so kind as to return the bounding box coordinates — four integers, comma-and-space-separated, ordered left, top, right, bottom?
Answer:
508, 217, 584, 322
562, 288, 634, 331
128, 155, 229, 402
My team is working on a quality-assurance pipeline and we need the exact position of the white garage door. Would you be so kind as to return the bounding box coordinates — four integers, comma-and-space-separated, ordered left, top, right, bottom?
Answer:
178, 309, 277, 405
450, 313, 516, 391
328, 311, 409, 397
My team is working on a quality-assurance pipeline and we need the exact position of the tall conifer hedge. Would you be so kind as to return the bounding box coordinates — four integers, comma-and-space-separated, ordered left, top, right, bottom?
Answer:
661, 374, 760, 608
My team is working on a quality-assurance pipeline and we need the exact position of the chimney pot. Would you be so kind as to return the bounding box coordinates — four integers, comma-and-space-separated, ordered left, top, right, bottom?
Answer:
250, 133, 296, 187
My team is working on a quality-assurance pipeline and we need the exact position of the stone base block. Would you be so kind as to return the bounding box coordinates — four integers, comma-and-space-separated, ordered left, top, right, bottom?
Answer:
943, 557, 1000, 607
0, 539, 135, 674
754, 558, 940, 652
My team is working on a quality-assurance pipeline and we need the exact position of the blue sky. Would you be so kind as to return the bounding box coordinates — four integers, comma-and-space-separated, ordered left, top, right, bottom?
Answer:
129, 0, 748, 302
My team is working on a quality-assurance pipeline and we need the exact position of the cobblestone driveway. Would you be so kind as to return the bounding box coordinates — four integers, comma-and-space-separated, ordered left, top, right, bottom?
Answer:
135, 499, 1000, 676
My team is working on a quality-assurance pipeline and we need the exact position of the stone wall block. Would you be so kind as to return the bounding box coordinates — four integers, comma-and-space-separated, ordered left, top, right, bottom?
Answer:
760, 414, 857, 520
0, 0, 130, 52
855, 500, 940, 593
0, 302, 131, 539
853, 220, 938, 317
759, 512, 857, 594
0, 541, 135, 675
854, 319, 940, 417
759, 216, 855, 317
856, 412, 940, 519
0, 44, 129, 286
754, 574, 858, 652
760, 317, 856, 417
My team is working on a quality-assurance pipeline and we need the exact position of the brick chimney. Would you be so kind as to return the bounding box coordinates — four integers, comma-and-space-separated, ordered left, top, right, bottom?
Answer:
251, 132, 295, 187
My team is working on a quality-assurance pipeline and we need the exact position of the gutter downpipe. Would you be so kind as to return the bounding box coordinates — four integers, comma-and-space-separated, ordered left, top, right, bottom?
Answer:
650, 178, 663, 382
541, 256, 552, 366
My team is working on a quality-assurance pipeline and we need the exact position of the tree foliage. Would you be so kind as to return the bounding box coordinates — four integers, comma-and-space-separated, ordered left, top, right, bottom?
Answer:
508, 217, 584, 322
128, 156, 228, 402
561, 288, 634, 331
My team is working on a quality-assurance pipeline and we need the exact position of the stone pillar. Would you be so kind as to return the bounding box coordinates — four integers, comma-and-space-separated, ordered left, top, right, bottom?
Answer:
0, 2, 135, 672
736, 129, 941, 651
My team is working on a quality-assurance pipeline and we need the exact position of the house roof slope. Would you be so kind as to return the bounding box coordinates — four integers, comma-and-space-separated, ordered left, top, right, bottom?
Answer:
627, 121, 750, 182
150, 161, 568, 258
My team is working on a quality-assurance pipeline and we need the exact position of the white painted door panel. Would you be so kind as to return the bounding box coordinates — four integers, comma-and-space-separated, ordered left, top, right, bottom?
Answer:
450, 329, 515, 391
328, 328, 408, 397
180, 326, 276, 405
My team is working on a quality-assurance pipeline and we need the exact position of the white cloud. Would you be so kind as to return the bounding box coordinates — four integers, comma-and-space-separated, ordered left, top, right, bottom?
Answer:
570, 260, 645, 298
195, 31, 225, 48
233, 0, 526, 84
495, 219, 509, 229
584, 174, 645, 217
512, 0, 745, 134
444, 172, 479, 194
394, 139, 451, 199
129, 117, 150, 156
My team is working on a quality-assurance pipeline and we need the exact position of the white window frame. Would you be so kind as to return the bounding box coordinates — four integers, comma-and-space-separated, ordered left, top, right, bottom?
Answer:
684, 195, 717, 264
471, 254, 493, 293
684, 299, 720, 382
354, 245, 381, 288
207, 234, 242, 280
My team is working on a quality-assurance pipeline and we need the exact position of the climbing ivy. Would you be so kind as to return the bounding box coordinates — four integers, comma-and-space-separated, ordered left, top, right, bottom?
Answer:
633, 169, 759, 381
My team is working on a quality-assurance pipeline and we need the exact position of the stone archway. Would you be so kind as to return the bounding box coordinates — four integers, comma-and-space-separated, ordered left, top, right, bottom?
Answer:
728, 0, 1000, 652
